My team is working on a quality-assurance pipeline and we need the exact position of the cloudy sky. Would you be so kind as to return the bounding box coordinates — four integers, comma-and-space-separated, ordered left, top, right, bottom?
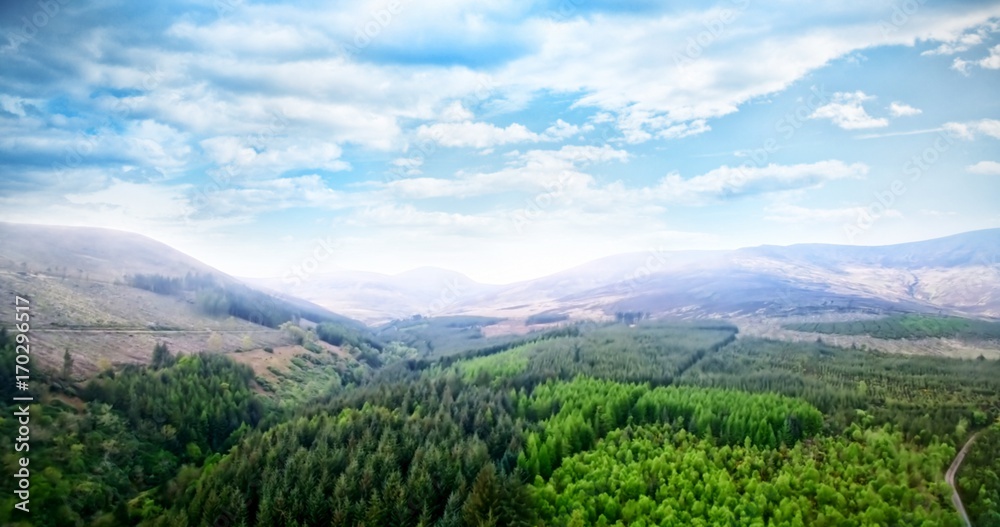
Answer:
1, 0, 999, 283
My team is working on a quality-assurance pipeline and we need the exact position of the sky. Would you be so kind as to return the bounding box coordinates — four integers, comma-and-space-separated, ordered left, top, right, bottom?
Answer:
1, 0, 999, 284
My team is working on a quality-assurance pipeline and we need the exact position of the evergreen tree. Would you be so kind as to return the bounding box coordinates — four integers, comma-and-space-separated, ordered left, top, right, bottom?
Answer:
62, 348, 75, 379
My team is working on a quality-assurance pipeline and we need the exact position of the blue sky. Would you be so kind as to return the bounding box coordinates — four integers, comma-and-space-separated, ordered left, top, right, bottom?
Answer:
1, 0, 999, 283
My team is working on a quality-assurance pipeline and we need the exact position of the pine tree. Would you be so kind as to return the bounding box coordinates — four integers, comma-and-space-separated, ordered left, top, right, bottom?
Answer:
152, 342, 172, 369
463, 464, 501, 526
62, 348, 75, 379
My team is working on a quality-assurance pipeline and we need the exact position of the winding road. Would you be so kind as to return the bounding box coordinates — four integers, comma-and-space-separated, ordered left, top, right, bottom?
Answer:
945, 432, 980, 527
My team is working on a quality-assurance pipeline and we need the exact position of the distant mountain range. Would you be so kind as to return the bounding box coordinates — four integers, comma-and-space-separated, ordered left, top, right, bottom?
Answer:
253, 229, 1000, 323
3, 222, 998, 329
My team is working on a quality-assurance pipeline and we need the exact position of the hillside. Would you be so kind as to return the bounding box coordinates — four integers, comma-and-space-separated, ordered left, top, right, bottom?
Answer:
0, 222, 229, 283
0, 222, 363, 376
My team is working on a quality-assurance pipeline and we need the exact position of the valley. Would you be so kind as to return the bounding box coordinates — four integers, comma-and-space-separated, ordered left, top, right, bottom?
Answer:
1, 223, 999, 526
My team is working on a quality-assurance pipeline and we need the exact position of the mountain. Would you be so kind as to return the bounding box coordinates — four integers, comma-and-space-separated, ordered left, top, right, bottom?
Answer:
270, 229, 1000, 322
6, 222, 997, 375
0, 222, 229, 283
0, 222, 362, 374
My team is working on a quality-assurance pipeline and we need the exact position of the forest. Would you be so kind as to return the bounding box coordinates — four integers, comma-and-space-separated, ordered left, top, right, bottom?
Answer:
375, 315, 512, 356
783, 313, 1000, 341
1, 318, 998, 526
958, 423, 1000, 526
124, 273, 356, 329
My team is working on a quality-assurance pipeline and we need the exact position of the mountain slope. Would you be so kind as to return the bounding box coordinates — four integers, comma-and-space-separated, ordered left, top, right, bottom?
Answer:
268, 229, 1000, 321
0, 222, 362, 374
0, 222, 228, 282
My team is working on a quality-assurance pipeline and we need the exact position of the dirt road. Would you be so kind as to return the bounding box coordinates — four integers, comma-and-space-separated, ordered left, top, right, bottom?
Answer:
946, 432, 980, 527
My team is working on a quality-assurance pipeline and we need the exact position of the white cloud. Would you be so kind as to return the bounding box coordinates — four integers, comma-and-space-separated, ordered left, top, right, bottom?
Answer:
979, 44, 1000, 69
967, 160, 1000, 175
193, 175, 360, 217
199, 136, 349, 178
390, 156, 425, 176
0, 112, 193, 179
416, 158, 870, 211
944, 119, 1000, 140
343, 158, 869, 282
952, 57, 972, 74
416, 121, 542, 149
199, 137, 258, 167
520, 144, 631, 166
492, 5, 999, 142
658, 119, 711, 140
440, 101, 474, 122
653, 161, 869, 204
415, 118, 598, 149
3, 1, 1000, 284
0, 95, 45, 117
544, 119, 592, 139
166, 21, 335, 56
810, 92, 888, 130
888, 102, 922, 117
921, 31, 985, 55
381, 144, 629, 199
952, 44, 1000, 73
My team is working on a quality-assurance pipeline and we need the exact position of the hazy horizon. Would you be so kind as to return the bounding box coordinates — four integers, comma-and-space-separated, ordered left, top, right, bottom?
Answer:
3, 220, 998, 286
1, 1, 999, 282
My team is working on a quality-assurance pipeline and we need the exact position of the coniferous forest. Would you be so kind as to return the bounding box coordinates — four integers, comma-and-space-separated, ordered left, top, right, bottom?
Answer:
1, 320, 999, 526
